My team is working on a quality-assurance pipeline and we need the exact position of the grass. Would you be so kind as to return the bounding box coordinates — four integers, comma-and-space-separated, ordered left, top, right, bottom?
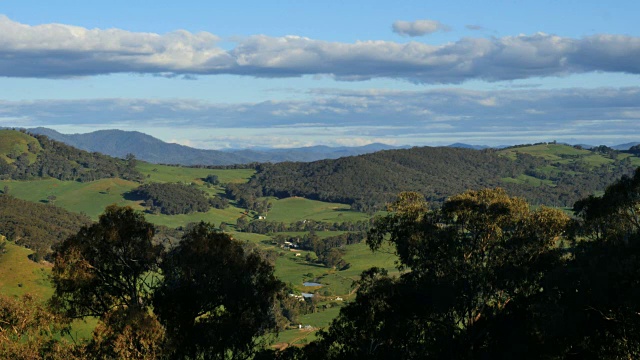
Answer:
277, 231, 349, 239
137, 162, 255, 184
0, 176, 249, 227
274, 306, 343, 346
501, 174, 555, 187
0, 130, 41, 164
274, 241, 398, 296
0, 241, 102, 341
267, 197, 369, 223
0, 178, 139, 219
499, 143, 591, 161
0, 241, 53, 299
145, 206, 246, 228
498, 143, 620, 168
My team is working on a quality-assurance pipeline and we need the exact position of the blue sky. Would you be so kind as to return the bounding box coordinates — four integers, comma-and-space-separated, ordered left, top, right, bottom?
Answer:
1, 0, 639, 148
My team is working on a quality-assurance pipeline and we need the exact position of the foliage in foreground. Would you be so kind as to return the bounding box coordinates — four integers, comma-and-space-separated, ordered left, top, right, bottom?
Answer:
305, 169, 640, 359
48, 205, 283, 359
0, 294, 83, 359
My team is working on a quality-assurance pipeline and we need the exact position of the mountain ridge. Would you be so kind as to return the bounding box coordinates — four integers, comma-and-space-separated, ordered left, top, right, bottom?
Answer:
25, 127, 405, 165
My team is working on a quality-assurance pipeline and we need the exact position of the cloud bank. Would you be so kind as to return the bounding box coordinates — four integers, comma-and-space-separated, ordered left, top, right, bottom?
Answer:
392, 19, 451, 36
1, 15, 640, 83
3, 87, 639, 148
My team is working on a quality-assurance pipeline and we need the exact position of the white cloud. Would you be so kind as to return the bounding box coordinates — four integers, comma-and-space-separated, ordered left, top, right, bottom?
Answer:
0, 16, 640, 83
392, 19, 451, 37
3, 87, 640, 147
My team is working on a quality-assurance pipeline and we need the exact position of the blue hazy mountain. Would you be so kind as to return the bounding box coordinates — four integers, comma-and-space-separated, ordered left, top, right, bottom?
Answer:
26, 127, 404, 165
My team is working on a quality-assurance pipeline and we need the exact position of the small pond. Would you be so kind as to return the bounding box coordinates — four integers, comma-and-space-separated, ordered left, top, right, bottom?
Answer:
303, 282, 322, 287
301, 292, 314, 298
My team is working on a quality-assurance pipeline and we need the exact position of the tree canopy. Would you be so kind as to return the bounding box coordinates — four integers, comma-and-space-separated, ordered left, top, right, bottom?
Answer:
309, 189, 570, 359
154, 222, 285, 359
49, 206, 283, 359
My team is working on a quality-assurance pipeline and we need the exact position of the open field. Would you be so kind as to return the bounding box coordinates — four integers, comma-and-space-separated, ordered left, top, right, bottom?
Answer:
145, 206, 246, 228
501, 174, 555, 187
498, 143, 593, 162
267, 197, 370, 223
137, 162, 255, 184
274, 241, 398, 296
0, 178, 139, 219
498, 143, 640, 168
274, 306, 343, 346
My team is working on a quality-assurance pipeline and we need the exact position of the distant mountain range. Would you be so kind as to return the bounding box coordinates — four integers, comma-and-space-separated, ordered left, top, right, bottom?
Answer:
13, 127, 640, 166
24, 128, 408, 165
612, 142, 640, 151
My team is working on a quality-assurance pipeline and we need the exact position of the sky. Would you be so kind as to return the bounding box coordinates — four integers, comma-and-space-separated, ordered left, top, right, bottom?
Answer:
1, 0, 639, 149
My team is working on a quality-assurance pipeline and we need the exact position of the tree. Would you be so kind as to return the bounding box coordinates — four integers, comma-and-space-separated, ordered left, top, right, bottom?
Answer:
534, 167, 640, 358
50, 205, 164, 357
310, 189, 569, 359
125, 153, 137, 168
154, 222, 285, 359
204, 174, 220, 185
0, 294, 82, 360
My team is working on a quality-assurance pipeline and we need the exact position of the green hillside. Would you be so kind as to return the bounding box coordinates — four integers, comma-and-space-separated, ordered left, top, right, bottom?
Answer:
0, 129, 142, 182
239, 143, 640, 210
0, 130, 41, 165
0, 241, 52, 299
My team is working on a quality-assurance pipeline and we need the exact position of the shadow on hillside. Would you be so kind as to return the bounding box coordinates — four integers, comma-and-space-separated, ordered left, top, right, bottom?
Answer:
122, 191, 146, 202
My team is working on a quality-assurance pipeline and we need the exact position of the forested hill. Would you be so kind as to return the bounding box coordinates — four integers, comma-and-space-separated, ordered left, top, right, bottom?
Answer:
239, 144, 640, 211
0, 195, 91, 261
0, 129, 142, 182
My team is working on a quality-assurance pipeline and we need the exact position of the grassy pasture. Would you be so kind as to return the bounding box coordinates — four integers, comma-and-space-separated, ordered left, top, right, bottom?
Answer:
267, 197, 369, 223
277, 231, 348, 239
274, 241, 398, 297
274, 306, 343, 346
0, 241, 52, 299
498, 143, 622, 168
0, 178, 139, 219
498, 143, 591, 161
0, 130, 41, 164
145, 206, 246, 229
501, 174, 555, 187
137, 162, 255, 184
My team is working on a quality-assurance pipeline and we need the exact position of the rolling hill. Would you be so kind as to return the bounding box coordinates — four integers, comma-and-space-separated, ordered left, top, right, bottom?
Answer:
237, 143, 640, 211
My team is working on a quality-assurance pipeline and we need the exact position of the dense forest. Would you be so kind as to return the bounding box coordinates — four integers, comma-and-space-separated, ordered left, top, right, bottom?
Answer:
0, 130, 142, 182
237, 146, 638, 211
0, 195, 91, 261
